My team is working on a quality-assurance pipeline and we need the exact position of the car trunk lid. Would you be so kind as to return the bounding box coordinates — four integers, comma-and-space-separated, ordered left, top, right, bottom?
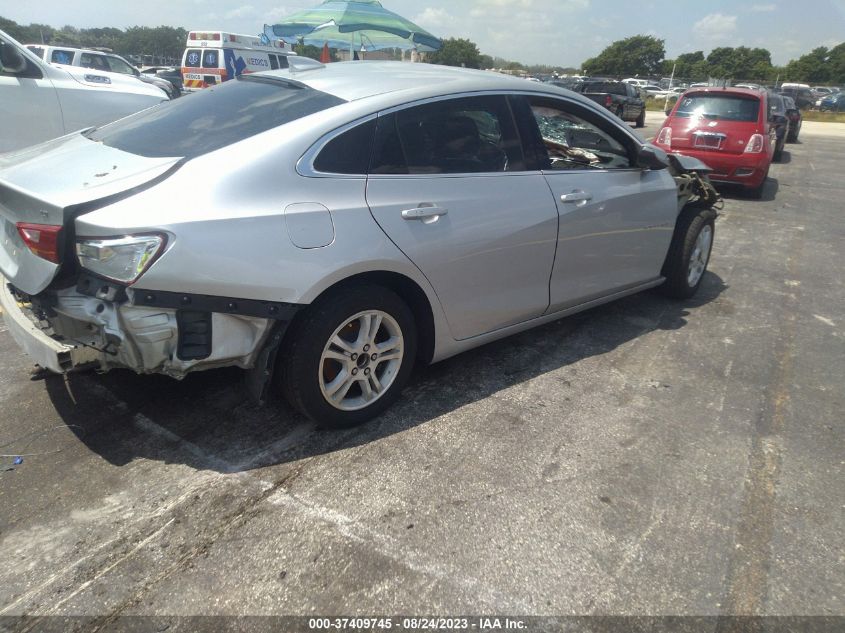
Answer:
666, 119, 760, 155
0, 133, 180, 295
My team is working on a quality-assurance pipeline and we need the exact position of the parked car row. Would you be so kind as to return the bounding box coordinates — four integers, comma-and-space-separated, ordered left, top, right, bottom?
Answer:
653, 86, 802, 199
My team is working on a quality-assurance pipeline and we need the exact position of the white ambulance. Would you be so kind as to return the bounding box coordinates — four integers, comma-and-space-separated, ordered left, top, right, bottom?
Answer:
181, 31, 295, 91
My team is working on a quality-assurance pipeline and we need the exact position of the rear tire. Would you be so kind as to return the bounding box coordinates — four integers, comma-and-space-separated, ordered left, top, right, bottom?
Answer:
659, 206, 716, 299
635, 109, 646, 128
616, 106, 624, 120
279, 284, 417, 429
746, 166, 769, 199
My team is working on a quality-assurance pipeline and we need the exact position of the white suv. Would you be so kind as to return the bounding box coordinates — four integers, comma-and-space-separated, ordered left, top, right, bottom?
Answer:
0, 31, 168, 153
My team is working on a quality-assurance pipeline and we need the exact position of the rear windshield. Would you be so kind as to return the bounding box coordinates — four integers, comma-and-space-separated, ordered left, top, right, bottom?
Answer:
581, 82, 626, 95
674, 94, 760, 122
87, 76, 346, 159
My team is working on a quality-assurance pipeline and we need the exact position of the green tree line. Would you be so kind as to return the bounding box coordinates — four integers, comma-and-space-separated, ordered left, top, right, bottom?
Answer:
1, 16, 186, 61
431, 34, 845, 85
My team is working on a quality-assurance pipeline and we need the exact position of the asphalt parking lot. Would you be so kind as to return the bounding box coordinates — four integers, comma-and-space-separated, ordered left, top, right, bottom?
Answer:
0, 112, 843, 629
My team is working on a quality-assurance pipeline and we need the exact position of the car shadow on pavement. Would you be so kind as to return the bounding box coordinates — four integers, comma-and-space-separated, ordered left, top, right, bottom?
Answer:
718, 176, 780, 202
44, 272, 728, 474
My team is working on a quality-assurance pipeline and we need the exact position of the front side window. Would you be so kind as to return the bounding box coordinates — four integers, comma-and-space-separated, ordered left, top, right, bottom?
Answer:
105, 56, 136, 75
80, 53, 109, 71
525, 96, 634, 171
87, 76, 346, 159
371, 95, 521, 175
26, 45, 45, 59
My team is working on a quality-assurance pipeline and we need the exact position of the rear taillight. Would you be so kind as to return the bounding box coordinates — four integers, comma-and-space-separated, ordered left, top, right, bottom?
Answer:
655, 127, 672, 147
744, 134, 765, 154
605, 95, 613, 107
16, 223, 62, 264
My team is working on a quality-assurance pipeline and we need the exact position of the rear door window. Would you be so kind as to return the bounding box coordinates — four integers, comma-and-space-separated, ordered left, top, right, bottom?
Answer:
202, 50, 219, 68
87, 76, 346, 159
370, 95, 522, 174
50, 49, 75, 65
269, 54, 279, 70
185, 50, 201, 68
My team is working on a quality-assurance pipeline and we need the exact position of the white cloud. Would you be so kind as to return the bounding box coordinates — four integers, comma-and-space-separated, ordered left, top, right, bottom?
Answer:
224, 5, 256, 20
412, 8, 453, 30
693, 13, 738, 43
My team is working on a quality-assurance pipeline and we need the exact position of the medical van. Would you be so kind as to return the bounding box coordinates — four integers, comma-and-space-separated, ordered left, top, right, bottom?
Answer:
181, 31, 295, 91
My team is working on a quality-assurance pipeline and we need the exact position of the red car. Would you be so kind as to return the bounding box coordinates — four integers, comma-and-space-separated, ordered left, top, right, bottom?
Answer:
653, 88, 775, 198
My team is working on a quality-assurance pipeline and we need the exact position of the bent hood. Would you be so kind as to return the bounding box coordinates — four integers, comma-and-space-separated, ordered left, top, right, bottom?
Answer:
0, 133, 180, 294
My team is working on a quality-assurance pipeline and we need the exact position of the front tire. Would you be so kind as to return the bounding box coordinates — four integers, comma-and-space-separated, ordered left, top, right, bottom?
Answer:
659, 206, 716, 299
279, 284, 417, 428
635, 109, 646, 128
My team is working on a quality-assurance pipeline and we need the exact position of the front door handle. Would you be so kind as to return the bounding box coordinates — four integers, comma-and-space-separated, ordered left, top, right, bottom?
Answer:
560, 191, 593, 203
401, 206, 449, 222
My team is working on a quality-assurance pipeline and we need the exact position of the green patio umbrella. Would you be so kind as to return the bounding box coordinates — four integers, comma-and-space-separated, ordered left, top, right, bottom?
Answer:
262, 0, 442, 54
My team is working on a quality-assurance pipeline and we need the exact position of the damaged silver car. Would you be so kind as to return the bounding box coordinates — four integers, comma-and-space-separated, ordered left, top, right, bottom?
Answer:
0, 62, 719, 427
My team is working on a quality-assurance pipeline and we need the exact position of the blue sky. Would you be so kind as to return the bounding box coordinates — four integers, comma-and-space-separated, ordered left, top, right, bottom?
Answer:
4, 0, 845, 66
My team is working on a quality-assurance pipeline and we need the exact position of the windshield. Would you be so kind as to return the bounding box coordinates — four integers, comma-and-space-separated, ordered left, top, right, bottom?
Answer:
87, 76, 346, 159
674, 94, 760, 122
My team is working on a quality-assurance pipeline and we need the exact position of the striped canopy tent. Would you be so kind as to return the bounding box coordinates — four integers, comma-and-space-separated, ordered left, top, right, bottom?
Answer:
262, 0, 442, 53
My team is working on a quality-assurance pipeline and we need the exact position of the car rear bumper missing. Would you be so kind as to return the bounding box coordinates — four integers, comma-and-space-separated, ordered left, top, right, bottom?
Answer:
1, 275, 297, 380
0, 278, 99, 373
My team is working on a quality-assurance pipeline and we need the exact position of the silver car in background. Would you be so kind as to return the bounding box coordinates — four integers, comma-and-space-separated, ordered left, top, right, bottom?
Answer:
0, 62, 719, 427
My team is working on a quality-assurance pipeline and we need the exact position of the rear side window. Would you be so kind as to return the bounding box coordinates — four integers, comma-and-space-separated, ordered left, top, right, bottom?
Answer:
278, 55, 289, 70
88, 76, 346, 159
675, 94, 760, 122
50, 49, 74, 64
269, 54, 279, 70
313, 120, 376, 174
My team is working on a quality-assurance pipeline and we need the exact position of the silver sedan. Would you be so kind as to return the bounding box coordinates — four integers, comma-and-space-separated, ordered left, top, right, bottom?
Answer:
0, 61, 719, 427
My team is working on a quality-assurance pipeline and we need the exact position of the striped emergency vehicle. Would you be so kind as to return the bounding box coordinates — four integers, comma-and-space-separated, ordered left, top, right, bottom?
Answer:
181, 31, 295, 92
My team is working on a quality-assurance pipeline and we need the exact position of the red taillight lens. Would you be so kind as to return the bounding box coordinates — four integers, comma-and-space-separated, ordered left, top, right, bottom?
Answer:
655, 127, 672, 147
605, 95, 613, 107
744, 134, 765, 154
17, 223, 62, 263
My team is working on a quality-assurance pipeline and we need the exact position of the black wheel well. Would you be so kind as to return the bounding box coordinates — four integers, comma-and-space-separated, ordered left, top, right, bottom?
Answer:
294, 271, 436, 365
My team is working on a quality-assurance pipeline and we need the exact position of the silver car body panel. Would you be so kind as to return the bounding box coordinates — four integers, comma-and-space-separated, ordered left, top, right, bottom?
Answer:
0, 62, 680, 377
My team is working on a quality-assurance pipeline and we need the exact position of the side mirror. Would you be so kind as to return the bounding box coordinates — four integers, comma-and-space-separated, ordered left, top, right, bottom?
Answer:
0, 39, 28, 74
638, 144, 670, 170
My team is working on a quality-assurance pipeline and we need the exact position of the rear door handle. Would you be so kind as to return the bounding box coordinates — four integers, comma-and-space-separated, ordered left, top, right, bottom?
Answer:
560, 191, 593, 203
401, 206, 449, 222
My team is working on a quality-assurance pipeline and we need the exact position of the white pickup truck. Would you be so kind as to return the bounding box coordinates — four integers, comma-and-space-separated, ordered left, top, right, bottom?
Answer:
0, 30, 168, 154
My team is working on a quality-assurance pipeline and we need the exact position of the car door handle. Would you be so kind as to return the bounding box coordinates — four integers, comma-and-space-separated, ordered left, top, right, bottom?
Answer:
560, 191, 593, 203
401, 206, 449, 221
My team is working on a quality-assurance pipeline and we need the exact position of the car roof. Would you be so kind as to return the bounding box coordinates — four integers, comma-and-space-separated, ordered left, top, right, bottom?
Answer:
255, 62, 588, 102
